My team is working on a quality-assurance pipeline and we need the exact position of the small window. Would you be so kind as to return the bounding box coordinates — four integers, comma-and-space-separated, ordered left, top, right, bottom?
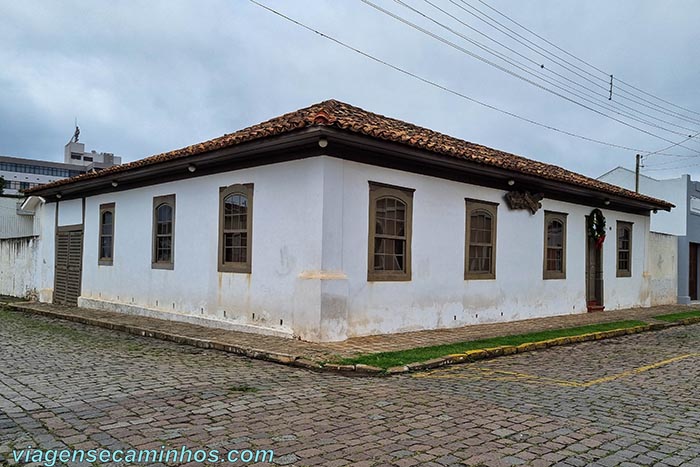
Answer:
465, 199, 498, 280
544, 211, 567, 279
152, 194, 175, 269
617, 221, 633, 277
99, 203, 115, 265
368, 182, 414, 281
218, 184, 253, 273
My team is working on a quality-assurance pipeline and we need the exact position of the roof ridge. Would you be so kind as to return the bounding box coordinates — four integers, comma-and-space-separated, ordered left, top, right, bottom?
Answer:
24, 99, 674, 210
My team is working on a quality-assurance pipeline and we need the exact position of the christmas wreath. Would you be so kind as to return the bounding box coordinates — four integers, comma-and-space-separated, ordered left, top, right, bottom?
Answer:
589, 208, 606, 249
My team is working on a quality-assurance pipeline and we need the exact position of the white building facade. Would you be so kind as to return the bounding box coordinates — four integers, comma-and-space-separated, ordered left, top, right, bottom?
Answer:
599, 167, 696, 303
23, 101, 672, 342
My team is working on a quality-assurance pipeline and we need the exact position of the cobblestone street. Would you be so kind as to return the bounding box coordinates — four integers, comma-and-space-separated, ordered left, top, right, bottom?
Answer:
1, 307, 699, 467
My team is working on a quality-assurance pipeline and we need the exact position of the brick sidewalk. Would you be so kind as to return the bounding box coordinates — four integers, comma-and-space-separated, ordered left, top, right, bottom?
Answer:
2, 299, 692, 365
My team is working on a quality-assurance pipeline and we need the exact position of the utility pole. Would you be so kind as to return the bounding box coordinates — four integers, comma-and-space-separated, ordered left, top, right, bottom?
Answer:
635, 154, 641, 193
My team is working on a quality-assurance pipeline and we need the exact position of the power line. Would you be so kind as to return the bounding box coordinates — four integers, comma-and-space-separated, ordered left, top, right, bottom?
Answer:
360, 0, 700, 151
644, 130, 700, 161
473, 0, 700, 122
449, 0, 700, 128
419, 0, 700, 134
393, 0, 700, 137
643, 161, 700, 172
248, 0, 693, 156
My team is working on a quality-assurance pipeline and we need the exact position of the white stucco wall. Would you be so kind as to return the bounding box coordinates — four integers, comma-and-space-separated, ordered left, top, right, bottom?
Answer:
70, 158, 327, 340
0, 236, 39, 298
35, 156, 656, 342
0, 201, 52, 299
331, 159, 651, 338
598, 167, 686, 236
647, 232, 678, 305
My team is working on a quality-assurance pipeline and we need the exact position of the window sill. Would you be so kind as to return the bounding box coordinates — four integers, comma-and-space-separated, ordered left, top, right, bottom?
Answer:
465, 273, 496, 280
543, 274, 566, 280
367, 272, 411, 282
218, 263, 251, 274
152, 262, 174, 270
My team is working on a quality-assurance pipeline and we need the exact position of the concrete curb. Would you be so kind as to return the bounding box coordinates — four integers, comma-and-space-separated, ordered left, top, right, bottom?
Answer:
383, 324, 674, 374
4, 302, 698, 377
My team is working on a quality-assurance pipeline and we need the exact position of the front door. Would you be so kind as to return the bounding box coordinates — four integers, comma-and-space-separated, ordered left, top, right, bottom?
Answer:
585, 217, 604, 311
54, 225, 83, 306
690, 243, 698, 301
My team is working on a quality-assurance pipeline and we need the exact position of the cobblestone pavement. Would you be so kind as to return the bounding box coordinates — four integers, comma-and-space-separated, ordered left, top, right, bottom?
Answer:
1, 307, 699, 467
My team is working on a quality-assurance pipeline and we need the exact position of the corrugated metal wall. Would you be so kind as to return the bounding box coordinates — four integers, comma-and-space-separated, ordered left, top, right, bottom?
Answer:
0, 196, 38, 239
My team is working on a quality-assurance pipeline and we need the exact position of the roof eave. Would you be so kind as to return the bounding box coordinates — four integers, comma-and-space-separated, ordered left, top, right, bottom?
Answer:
321, 128, 672, 215
30, 125, 672, 215
29, 127, 328, 201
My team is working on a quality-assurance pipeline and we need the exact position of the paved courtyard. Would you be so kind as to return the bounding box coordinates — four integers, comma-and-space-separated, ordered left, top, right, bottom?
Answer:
1, 307, 699, 467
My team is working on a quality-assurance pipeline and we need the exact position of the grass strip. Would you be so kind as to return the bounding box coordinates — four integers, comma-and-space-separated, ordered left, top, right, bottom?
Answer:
652, 309, 700, 322
337, 320, 648, 369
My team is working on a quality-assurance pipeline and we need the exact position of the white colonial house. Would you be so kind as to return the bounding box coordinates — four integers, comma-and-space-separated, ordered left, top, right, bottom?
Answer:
21, 100, 672, 342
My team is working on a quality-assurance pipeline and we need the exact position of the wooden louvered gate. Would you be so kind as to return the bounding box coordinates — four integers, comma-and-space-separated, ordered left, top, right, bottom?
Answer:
54, 225, 83, 306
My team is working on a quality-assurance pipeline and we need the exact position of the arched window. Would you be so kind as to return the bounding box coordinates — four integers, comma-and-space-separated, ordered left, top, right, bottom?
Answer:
152, 194, 175, 269
368, 182, 413, 281
617, 221, 632, 277
99, 203, 115, 265
218, 184, 253, 273
466, 200, 498, 279
544, 211, 567, 279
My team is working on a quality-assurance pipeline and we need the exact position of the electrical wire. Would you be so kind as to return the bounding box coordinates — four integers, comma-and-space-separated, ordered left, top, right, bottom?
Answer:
448, 0, 700, 128
473, 0, 700, 122
360, 0, 700, 151
394, 0, 700, 137
418, 0, 700, 134
248, 0, 694, 156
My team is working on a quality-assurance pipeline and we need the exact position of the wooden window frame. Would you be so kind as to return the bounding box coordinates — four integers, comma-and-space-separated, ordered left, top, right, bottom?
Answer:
543, 211, 567, 280
367, 181, 414, 282
616, 221, 633, 277
98, 202, 115, 266
465, 199, 498, 280
152, 194, 176, 270
218, 183, 253, 273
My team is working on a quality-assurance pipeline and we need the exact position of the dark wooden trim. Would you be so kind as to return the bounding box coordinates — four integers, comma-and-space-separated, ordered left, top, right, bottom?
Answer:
54, 200, 59, 233
465, 199, 497, 280
56, 223, 83, 232
218, 183, 253, 274
465, 197, 499, 207
324, 131, 664, 215
367, 183, 413, 282
98, 202, 115, 266
152, 194, 176, 270
53, 223, 84, 306
34, 129, 325, 201
543, 211, 567, 280
616, 221, 633, 278
368, 180, 417, 193
29, 127, 668, 215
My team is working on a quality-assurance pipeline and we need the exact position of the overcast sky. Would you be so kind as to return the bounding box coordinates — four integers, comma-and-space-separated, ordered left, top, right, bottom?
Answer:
1, 0, 700, 181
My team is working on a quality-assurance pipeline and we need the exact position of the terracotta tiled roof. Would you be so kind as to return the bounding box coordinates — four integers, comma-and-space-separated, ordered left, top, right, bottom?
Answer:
28, 99, 673, 209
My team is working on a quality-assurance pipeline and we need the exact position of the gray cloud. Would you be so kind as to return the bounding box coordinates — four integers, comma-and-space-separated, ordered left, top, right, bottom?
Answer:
1, 0, 699, 181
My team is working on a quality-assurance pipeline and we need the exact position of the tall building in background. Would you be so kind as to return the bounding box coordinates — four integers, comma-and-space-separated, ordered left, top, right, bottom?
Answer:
0, 131, 122, 195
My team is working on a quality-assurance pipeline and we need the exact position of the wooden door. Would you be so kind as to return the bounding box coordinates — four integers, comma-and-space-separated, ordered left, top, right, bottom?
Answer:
54, 226, 83, 306
690, 243, 698, 301
585, 217, 604, 310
